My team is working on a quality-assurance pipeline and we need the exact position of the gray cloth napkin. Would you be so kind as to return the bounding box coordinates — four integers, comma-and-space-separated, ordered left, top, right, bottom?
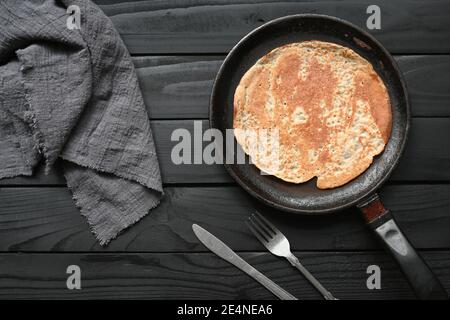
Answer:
0, 0, 163, 245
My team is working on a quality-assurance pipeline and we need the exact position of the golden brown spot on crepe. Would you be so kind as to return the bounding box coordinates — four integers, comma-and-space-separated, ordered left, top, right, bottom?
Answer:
353, 72, 392, 143
272, 54, 339, 148
233, 41, 392, 189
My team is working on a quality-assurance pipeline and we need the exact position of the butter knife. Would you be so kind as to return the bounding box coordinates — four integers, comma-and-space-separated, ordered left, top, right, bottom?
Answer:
192, 224, 298, 300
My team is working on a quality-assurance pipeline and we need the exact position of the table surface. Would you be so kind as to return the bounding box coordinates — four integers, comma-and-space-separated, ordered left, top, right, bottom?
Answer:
1, 0, 450, 300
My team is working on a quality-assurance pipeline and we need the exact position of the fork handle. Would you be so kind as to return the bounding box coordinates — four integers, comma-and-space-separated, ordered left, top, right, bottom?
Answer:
287, 254, 338, 300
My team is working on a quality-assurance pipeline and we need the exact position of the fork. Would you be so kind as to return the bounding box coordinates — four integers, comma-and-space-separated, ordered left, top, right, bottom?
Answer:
247, 211, 338, 300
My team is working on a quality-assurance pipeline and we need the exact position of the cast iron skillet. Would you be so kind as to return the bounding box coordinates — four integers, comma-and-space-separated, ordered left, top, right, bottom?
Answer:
210, 14, 448, 299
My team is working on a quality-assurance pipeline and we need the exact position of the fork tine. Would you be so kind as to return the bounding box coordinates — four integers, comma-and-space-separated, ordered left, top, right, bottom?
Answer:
246, 221, 269, 245
251, 213, 275, 237
248, 215, 273, 240
254, 211, 279, 234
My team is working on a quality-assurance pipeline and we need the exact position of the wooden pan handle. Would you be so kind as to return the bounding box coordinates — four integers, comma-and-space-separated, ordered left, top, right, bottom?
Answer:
357, 193, 448, 300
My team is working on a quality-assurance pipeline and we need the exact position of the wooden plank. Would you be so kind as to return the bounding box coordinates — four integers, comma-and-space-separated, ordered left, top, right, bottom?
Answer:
1, 118, 450, 186
396, 56, 450, 117
0, 120, 230, 186
0, 185, 449, 252
0, 251, 449, 299
92, 0, 450, 54
134, 56, 222, 119
136, 55, 450, 119
390, 118, 450, 181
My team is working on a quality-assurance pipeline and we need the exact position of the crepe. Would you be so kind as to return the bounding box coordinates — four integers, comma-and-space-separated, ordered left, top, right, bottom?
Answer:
233, 41, 392, 189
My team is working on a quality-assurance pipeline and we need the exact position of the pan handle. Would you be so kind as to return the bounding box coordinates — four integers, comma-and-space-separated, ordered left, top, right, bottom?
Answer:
357, 193, 448, 300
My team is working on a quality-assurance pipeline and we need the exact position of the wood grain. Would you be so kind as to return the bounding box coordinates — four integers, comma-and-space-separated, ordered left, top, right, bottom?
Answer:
0, 251, 449, 299
1, 118, 450, 186
134, 55, 450, 119
91, 0, 450, 54
1, 185, 449, 252
134, 56, 222, 119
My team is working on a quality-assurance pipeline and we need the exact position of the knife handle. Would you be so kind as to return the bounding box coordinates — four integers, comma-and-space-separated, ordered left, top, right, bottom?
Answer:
245, 267, 298, 300
192, 224, 298, 300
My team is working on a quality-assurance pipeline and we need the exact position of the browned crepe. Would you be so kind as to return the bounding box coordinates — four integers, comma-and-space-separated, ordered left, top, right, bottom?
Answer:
233, 41, 392, 189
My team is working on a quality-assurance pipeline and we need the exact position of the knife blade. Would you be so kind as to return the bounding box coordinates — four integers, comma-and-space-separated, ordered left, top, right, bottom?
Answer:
192, 224, 298, 300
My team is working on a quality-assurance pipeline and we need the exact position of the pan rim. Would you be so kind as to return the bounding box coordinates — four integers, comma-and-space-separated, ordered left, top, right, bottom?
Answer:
209, 13, 411, 215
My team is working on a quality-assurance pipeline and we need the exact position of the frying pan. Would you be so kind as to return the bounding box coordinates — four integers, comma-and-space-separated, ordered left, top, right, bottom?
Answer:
210, 14, 448, 299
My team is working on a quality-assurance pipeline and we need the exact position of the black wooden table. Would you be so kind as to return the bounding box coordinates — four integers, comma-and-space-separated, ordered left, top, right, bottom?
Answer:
1, 0, 450, 299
